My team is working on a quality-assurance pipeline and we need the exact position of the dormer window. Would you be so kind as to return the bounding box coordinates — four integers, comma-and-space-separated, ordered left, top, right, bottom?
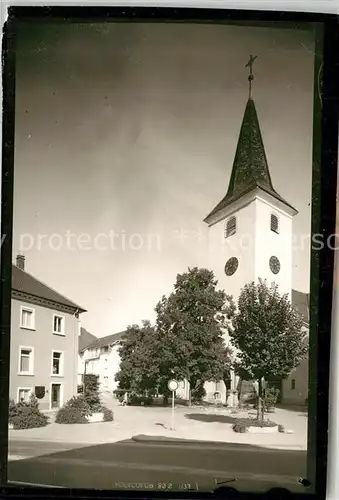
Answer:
270, 213, 279, 234
225, 216, 236, 238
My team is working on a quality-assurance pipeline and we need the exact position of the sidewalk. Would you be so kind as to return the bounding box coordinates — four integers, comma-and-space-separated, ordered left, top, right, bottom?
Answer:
8, 404, 307, 451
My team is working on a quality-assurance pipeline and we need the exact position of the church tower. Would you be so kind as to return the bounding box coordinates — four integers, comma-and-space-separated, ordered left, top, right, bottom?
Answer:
204, 56, 298, 309
203, 56, 298, 406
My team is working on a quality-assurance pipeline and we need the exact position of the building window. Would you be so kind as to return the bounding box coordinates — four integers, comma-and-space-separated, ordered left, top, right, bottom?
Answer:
17, 388, 32, 403
291, 379, 296, 390
52, 351, 63, 376
20, 307, 35, 330
18, 347, 34, 375
103, 346, 109, 353
103, 376, 108, 387
53, 315, 65, 335
225, 216, 236, 238
270, 213, 279, 234
215, 381, 221, 392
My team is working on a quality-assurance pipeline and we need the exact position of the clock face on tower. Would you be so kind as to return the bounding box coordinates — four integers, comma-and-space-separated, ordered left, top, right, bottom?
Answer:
269, 256, 281, 274
225, 257, 239, 276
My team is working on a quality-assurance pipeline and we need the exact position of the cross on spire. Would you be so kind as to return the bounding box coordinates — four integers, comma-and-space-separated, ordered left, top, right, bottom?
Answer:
245, 54, 258, 99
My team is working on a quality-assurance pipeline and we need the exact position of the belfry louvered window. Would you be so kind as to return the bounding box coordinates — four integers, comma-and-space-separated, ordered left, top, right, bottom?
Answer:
225, 216, 236, 238
270, 213, 279, 234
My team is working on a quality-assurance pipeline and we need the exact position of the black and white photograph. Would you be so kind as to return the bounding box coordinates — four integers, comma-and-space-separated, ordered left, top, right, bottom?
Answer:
2, 15, 328, 494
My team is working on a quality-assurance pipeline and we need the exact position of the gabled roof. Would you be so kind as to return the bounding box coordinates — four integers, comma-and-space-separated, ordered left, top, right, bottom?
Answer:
81, 331, 126, 352
291, 289, 310, 325
12, 264, 86, 313
79, 327, 97, 353
204, 97, 297, 224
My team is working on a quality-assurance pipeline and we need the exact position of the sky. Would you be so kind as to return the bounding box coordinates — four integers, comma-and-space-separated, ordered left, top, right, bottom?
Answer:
13, 21, 315, 337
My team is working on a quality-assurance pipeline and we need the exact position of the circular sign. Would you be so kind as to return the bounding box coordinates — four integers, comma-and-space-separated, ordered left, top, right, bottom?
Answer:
225, 257, 239, 276
168, 380, 178, 392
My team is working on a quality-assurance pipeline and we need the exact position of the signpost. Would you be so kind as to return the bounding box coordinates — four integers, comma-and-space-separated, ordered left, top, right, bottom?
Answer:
168, 379, 178, 430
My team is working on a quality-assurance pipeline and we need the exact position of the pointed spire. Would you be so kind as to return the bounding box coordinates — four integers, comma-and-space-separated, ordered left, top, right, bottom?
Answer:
204, 58, 297, 224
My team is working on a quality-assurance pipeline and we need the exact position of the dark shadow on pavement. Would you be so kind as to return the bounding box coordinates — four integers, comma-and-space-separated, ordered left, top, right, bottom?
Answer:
8, 436, 307, 492
185, 413, 244, 424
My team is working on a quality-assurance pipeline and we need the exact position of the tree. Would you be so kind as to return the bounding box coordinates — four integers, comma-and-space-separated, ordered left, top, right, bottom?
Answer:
115, 321, 162, 399
83, 374, 101, 411
228, 279, 308, 420
154, 267, 234, 405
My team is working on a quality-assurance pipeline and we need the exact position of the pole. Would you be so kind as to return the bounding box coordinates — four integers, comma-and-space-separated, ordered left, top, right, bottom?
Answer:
83, 360, 87, 396
171, 390, 175, 430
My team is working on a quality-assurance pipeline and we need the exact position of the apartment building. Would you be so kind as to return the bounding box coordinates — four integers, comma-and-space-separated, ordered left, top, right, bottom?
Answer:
9, 254, 86, 410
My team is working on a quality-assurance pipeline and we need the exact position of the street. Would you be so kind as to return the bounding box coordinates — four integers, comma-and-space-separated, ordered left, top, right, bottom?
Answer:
8, 438, 308, 493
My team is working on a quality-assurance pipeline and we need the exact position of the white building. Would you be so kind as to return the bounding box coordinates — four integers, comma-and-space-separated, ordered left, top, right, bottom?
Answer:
78, 331, 125, 393
177, 68, 309, 406
77, 327, 97, 385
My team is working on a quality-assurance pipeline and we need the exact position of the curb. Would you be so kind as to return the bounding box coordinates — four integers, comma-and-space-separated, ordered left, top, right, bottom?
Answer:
131, 435, 306, 451
8, 436, 108, 445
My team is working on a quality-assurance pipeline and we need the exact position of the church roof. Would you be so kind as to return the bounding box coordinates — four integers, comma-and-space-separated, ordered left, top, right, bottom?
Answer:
204, 96, 297, 223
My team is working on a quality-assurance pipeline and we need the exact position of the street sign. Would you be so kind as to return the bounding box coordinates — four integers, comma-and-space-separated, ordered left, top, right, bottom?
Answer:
168, 379, 178, 430
168, 379, 178, 392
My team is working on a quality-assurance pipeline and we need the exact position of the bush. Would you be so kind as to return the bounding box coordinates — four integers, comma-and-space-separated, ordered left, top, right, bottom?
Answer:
264, 387, 280, 409
9, 394, 49, 430
232, 423, 248, 433
128, 393, 153, 406
55, 395, 91, 424
102, 407, 114, 422
9, 399, 18, 422
77, 384, 83, 394
55, 407, 88, 424
232, 417, 277, 433
191, 384, 206, 403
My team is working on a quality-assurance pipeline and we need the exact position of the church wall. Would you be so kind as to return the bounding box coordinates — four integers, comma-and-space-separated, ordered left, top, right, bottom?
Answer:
254, 198, 293, 299
282, 331, 309, 406
282, 355, 309, 405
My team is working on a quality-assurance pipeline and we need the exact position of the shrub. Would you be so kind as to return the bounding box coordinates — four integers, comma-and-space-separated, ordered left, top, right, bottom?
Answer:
77, 384, 83, 394
128, 393, 153, 406
66, 395, 92, 416
102, 407, 114, 422
55, 395, 91, 424
10, 394, 49, 430
233, 417, 277, 429
9, 399, 18, 423
264, 387, 280, 409
55, 407, 88, 424
232, 423, 248, 433
191, 384, 206, 403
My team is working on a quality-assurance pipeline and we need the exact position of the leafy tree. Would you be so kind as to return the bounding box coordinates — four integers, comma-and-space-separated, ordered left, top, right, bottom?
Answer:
115, 321, 162, 400
83, 374, 101, 411
154, 267, 234, 405
228, 280, 308, 420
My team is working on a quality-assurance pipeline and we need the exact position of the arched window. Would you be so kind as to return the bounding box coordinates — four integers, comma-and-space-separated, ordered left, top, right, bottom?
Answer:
225, 216, 236, 238
270, 213, 279, 234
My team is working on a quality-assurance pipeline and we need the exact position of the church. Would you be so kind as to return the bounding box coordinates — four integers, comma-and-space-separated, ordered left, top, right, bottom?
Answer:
177, 56, 309, 407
